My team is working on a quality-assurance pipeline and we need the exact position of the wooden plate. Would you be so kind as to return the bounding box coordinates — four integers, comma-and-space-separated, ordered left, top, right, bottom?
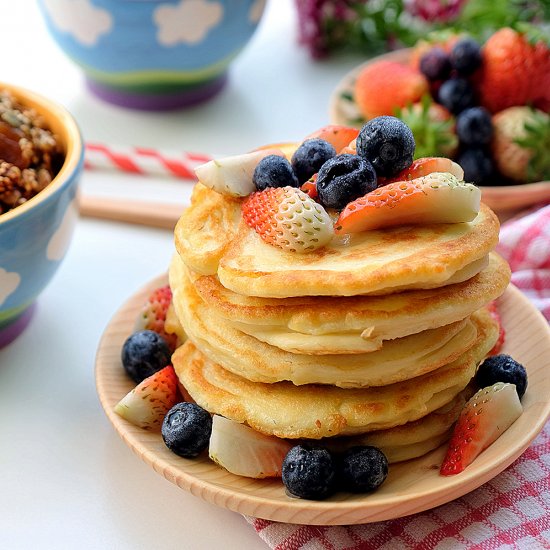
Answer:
96, 276, 550, 525
329, 49, 550, 214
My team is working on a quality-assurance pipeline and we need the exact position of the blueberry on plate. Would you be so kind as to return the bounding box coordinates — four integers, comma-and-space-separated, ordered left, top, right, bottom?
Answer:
253, 155, 299, 191
338, 446, 388, 493
356, 116, 415, 178
476, 354, 528, 399
419, 47, 452, 81
121, 330, 172, 383
282, 445, 336, 500
450, 38, 483, 76
438, 78, 475, 115
456, 107, 493, 146
456, 147, 494, 184
316, 154, 377, 209
162, 402, 213, 458
291, 138, 336, 184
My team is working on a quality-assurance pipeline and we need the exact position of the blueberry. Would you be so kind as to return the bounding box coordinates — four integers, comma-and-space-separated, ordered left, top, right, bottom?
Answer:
450, 38, 482, 76
253, 155, 299, 191
356, 116, 415, 178
316, 154, 377, 209
456, 107, 493, 146
282, 445, 336, 500
476, 354, 528, 399
291, 138, 336, 184
162, 402, 212, 458
338, 446, 388, 493
457, 148, 494, 184
419, 47, 452, 81
121, 330, 172, 383
438, 78, 475, 115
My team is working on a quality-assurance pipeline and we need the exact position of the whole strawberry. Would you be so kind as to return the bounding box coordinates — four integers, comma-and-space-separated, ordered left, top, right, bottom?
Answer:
492, 106, 550, 182
477, 27, 550, 114
242, 186, 333, 253
135, 285, 179, 352
354, 60, 428, 120
397, 97, 458, 159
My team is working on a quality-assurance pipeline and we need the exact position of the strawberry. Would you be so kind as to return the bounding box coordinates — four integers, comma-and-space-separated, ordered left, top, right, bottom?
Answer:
396, 97, 458, 160
194, 148, 285, 197
353, 60, 429, 120
242, 186, 333, 253
477, 27, 550, 114
301, 173, 318, 200
114, 365, 180, 431
135, 285, 178, 352
440, 382, 523, 476
335, 172, 480, 234
209, 415, 292, 478
487, 301, 505, 356
492, 106, 550, 183
305, 125, 359, 153
379, 157, 464, 186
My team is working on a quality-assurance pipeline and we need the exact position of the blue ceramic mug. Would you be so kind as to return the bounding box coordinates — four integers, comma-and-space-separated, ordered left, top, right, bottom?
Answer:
0, 83, 83, 348
38, 0, 266, 110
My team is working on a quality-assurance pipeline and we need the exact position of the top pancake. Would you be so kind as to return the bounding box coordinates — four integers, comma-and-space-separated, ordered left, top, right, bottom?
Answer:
175, 183, 500, 298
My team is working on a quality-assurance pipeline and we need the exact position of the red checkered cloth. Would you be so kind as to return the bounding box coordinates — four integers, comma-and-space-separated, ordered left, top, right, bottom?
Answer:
246, 203, 550, 550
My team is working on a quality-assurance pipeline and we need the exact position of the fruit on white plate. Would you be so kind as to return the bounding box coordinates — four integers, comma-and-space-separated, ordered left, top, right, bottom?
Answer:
194, 148, 285, 197
209, 415, 293, 478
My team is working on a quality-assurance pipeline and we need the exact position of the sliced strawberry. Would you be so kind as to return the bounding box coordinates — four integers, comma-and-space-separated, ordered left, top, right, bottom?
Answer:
379, 157, 463, 185
135, 285, 178, 352
114, 365, 180, 431
440, 382, 522, 475
301, 173, 318, 200
335, 172, 480, 234
209, 415, 292, 478
242, 186, 333, 253
305, 125, 359, 153
487, 301, 505, 356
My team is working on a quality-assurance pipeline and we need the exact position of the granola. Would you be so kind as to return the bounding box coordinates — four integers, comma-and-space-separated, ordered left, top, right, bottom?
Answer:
0, 90, 64, 215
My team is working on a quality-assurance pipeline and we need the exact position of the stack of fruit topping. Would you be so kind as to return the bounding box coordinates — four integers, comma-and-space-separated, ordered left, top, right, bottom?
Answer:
350, 26, 550, 186
111, 118, 528, 502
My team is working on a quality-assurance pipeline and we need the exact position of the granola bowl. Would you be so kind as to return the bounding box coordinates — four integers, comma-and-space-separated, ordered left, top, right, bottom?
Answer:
37, 0, 266, 110
0, 83, 84, 348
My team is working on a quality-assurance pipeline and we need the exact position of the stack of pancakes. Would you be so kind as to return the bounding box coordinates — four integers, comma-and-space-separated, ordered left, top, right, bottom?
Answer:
168, 182, 510, 464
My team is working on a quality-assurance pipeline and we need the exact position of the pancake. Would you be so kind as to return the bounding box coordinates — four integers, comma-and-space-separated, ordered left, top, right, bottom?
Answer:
322, 390, 470, 463
175, 183, 242, 276
174, 184, 500, 298
171, 256, 486, 386
187, 253, 510, 346
172, 312, 497, 439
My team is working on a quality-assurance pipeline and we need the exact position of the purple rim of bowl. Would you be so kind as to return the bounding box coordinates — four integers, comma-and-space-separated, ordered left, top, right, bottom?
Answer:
86, 74, 228, 111
0, 303, 36, 349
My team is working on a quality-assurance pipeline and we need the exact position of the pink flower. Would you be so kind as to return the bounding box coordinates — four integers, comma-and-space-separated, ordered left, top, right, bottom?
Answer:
404, 0, 468, 23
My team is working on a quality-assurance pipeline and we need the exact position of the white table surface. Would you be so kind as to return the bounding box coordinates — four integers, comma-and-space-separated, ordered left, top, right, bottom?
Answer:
0, 1, 367, 548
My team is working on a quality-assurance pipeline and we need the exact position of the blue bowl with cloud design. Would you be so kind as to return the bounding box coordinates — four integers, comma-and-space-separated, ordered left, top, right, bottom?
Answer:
38, 0, 266, 110
0, 83, 83, 348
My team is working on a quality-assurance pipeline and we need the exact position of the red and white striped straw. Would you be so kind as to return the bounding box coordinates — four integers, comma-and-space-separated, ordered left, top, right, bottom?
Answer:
84, 143, 213, 180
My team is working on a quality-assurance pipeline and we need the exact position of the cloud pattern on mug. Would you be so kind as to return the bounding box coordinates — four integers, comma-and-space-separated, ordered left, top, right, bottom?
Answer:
43, 0, 266, 48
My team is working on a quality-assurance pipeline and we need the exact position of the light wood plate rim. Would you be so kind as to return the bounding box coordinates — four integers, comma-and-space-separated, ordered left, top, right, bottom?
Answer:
328, 49, 550, 213
96, 276, 550, 525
